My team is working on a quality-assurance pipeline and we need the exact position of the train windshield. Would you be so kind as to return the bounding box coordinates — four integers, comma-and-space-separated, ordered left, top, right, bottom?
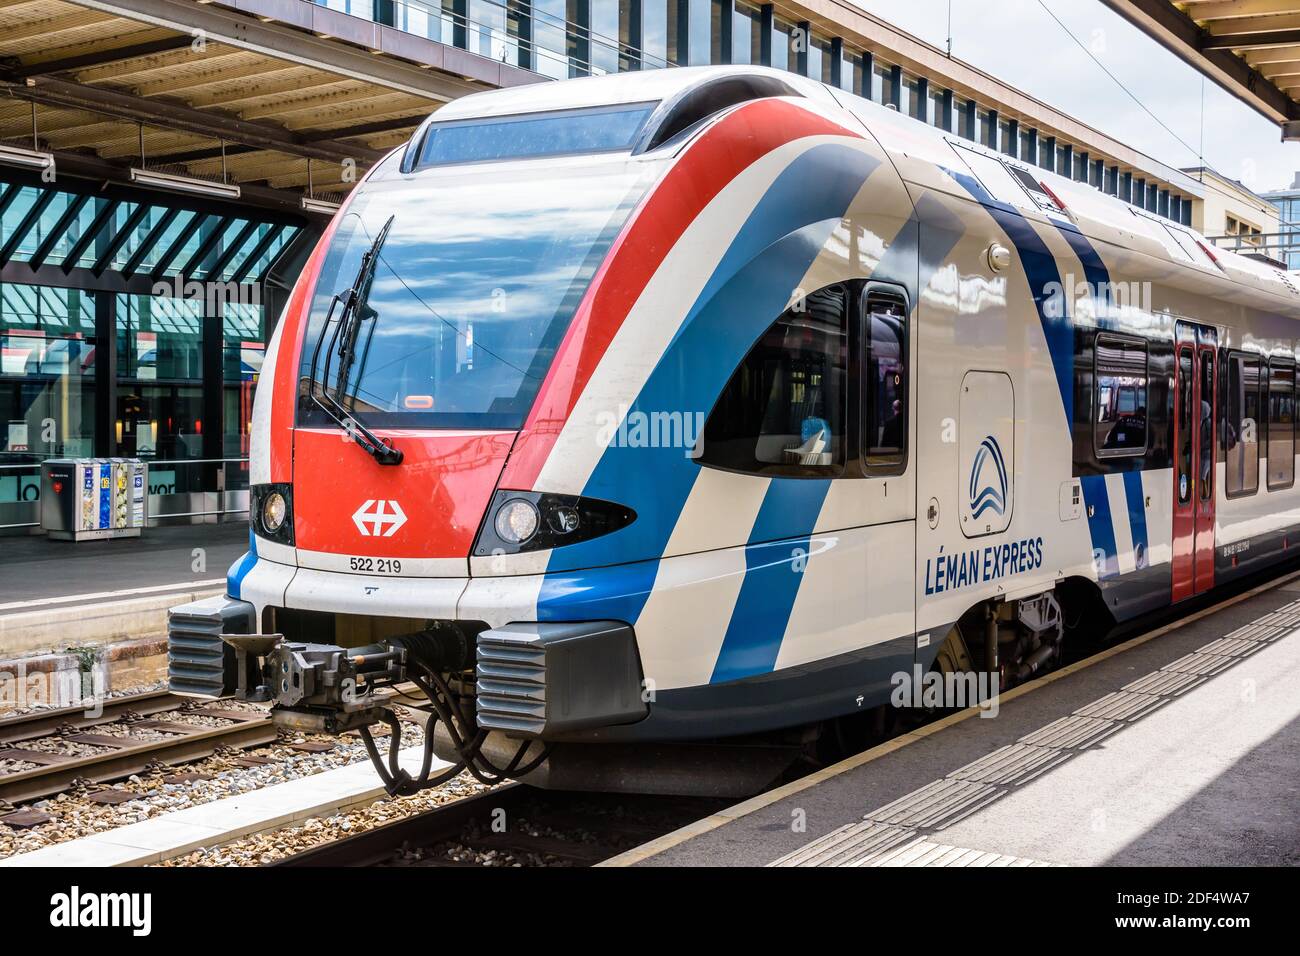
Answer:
297, 155, 656, 430
415, 103, 655, 168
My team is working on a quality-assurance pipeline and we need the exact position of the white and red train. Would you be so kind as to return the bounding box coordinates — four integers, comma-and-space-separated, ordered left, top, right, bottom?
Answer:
169, 66, 1300, 795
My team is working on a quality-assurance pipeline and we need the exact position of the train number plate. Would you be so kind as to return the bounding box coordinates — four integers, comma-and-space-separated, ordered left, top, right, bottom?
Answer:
348, 556, 403, 574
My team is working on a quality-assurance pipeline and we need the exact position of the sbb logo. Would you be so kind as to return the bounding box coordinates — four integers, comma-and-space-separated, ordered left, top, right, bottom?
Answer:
352, 499, 407, 537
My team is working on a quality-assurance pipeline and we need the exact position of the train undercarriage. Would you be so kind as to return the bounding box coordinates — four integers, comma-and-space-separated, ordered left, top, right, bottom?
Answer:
170, 586, 1083, 798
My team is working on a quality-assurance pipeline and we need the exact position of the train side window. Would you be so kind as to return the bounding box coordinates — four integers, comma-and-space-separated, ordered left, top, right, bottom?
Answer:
1093, 333, 1148, 457
698, 285, 848, 477
862, 292, 908, 473
1267, 357, 1296, 491
1225, 351, 1261, 498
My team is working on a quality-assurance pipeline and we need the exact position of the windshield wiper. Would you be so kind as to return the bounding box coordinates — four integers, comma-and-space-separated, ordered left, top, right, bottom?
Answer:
308, 214, 402, 466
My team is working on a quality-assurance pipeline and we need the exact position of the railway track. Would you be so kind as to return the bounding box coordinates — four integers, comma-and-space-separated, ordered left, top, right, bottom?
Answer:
0, 691, 275, 805
0, 690, 187, 745
273, 785, 728, 867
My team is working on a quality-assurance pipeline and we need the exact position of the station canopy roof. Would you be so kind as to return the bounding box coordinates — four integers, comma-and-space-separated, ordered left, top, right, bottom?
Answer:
0, 0, 539, 217
1102, 1, 1300, 135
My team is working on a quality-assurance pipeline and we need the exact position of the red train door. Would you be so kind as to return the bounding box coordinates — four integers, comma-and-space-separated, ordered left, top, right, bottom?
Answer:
1172, 322, 1217, 602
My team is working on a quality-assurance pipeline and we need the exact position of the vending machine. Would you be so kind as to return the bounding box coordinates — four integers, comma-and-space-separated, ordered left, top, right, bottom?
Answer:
40, 459, 148, 541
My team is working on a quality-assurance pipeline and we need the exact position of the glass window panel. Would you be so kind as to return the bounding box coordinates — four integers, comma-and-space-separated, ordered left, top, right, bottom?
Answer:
929, 88, 946, 129
687, 0, 709, 64
190, 218, 250, 280
846, 50, 865, 95
533, 0, 569, 78
1, 188, 39, 253
115, 294, 203, 464
223, 301, 266, 489
1227, 376, 1263, 503
816, 37, 833, 84
732, 1, 758, 64
864, 296, 906, 468
1094, 335, 1148, 456
1268, 358, 1295, 489
239, 225, 298, 283
10, 191, 72, 264
417, 103, 653, 168
132, 209, 197, 275
1177, 350, 1193, 503
905, 77, 924, 121
642, 0, 668, 67
0, 283, 96, 479
111, 206, 171, 272
469, 0, 512, 63
700, 285, 847, 476
298, 153, 656, 430
771, 18, 792, 71
872, 62, 890, 104
215, 223, 269, 282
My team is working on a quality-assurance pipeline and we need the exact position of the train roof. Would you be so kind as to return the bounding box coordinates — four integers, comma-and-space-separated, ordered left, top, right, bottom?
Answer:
410, 66, 1300, 320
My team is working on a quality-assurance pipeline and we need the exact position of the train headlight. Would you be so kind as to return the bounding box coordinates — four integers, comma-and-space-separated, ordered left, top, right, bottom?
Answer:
495, 498, 540, 544
251, 483, 294, 545
475, 491, 635, 556
262, 492, 287, 534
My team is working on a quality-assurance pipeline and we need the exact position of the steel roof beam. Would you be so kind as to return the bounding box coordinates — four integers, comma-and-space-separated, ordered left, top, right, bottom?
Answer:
0, 187, 56, 267
202, 217, 261, 282
0, 72, 386, 167
179, 216, 234, 280
91, 202, 152, 277
28, 192, 91, 271
60, 198, 121, 274
150, 116, 424, 165
22, 146, 326, 219
230, 223, 292, 285
121, 205, 181, 278
1098, 0, 1300, 123
67, 0, 524, 101
150, 212, 210, 282
12, 36, 196, 78
1204, 29, 1300, 50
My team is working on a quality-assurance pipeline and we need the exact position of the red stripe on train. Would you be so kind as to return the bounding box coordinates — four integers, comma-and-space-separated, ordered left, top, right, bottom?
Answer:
498, 97, 862, 489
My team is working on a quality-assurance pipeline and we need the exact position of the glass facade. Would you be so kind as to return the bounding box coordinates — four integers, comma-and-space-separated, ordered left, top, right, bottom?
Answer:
1265, 193, 1300, 268
0, 176, 300, 524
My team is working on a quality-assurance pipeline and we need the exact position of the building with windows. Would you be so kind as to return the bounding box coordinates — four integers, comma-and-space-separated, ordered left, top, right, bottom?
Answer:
1261, 174, 1300, 270
1179, 166, 1280, 261
0, 0, 1251, 532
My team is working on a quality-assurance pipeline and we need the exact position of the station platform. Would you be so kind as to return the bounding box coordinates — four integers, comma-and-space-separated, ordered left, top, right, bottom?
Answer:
0, 522, 246, 607
609, 576, 1300, 867
0, 522, 245, 661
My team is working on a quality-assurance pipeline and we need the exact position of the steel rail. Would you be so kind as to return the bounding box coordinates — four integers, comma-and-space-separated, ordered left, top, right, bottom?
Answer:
0, 713, 275, 804
0, 690, 189, 746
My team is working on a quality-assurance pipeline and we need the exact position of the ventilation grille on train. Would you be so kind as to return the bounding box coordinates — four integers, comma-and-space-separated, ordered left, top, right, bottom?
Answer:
475, 622, 648, 738
167, 595, 252, 698
476, 630, 548, 736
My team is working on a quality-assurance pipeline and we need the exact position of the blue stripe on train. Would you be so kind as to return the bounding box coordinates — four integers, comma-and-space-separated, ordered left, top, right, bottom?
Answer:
711, 479, 832, 682
538, 142, 880, 622
227, 529, 258, 599
945, 168, 1074, 423
1122, 470, 1149, 568
1081, 474, 1120, 579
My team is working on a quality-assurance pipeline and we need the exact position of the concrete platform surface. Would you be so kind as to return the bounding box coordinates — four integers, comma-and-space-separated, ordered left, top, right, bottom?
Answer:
0, 747, 440, 866
617, 579, 1300, 867
0, 522, 247, 606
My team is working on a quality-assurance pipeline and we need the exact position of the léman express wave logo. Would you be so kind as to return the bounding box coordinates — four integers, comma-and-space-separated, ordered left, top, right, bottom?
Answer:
969, 435, 1008, 519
